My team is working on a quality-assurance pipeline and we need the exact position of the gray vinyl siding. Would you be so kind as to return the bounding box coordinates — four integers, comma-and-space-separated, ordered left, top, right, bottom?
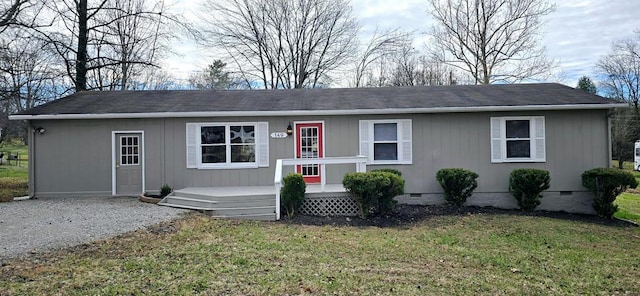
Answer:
27, 109, 609, 197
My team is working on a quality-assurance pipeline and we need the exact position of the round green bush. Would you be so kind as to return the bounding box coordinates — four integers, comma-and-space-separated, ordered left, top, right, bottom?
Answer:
436, 168, 478, 207
509, 168, 550, 211
343, 171, 404, 218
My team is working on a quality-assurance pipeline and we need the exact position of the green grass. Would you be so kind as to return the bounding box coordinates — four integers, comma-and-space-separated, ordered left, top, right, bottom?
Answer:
0, 213, 638, 295
607, 161, 640, 223
0, 141, 28, 200
615, 193, 640, 223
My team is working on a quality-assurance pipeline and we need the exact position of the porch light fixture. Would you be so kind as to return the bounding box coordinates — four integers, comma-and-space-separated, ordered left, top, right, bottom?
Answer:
286, 122, 293, 136
35, 127, 46, 135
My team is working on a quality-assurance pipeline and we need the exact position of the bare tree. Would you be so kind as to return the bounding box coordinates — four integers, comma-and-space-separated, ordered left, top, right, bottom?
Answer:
388, 45, 465, 87
351, 28, 411, 87
198, 0, 359, 89
133, 68, 178, 90
36, 0, 183, 92
0, 31, 65, 142
611, 107, 639, 169
0, 0, 44, 34
427, 0, 556, 84
597, 34, 640, 110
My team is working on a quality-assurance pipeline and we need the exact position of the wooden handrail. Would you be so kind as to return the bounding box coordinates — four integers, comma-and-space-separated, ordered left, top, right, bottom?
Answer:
274, 155, 367, 220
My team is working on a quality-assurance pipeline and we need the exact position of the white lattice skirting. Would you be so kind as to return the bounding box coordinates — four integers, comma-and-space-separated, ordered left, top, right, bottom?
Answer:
300, 196, 359, 217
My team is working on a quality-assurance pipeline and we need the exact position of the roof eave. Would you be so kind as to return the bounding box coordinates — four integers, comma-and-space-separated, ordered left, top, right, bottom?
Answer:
9, 103, 627, 120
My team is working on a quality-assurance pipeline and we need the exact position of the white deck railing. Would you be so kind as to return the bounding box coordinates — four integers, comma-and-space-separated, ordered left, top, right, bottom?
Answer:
274, 156, 368, 220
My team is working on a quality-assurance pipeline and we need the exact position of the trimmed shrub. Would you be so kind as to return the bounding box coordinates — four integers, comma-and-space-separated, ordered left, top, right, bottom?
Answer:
343, 171, 404, 218
371, 168, 402, 177
375, 171, 404, 215
509, 169, 550, 211
343, 172, 377, 218
160, 184, 173, 197
436, 168, 478, 207
280, 173, 306, 217
581, 168, 638, 218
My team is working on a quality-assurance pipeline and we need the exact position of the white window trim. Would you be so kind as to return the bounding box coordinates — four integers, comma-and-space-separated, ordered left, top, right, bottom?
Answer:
491, 116, 545, 163
186, 122, 269, 169
359, 119, 412, 165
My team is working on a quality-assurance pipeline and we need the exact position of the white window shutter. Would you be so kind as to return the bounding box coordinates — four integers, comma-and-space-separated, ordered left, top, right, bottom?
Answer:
186, 123, 198, 168
533, 117, 545, 162
257, 122, 270, 167
359, 120, 371, 161
490, 117, 503, 163
399, 119, 412, 164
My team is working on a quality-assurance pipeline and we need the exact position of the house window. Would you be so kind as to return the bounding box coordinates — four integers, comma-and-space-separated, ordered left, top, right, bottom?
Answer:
359, 119, 412, 164
491, 116, 545, 163
505, 120, 531, 158
374, 123, 398, 160
186, 122, 269, 169
201, 125, 255, 164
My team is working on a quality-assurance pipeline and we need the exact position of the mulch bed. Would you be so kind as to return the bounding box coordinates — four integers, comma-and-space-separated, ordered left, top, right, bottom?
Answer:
280, 204, 638, 228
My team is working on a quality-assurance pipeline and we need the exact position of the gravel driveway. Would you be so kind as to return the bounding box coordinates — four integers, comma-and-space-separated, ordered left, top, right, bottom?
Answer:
0, 196, 189, 260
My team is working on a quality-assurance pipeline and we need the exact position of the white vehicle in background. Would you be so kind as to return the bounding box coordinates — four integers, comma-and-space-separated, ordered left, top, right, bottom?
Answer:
635, 140, 640, 171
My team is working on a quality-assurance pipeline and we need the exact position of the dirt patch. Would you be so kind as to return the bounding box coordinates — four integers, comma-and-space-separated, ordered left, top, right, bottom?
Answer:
280, 204, 638, 228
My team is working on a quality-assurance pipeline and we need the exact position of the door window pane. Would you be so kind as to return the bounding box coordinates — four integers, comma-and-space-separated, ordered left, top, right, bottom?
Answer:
120, 136, 140, 165
298, 126, 319, 176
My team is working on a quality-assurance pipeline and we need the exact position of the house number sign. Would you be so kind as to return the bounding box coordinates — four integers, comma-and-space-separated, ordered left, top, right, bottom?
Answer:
270, 132, 289, 139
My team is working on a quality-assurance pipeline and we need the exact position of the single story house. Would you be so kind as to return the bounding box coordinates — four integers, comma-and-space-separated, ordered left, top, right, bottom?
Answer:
10, 83, 624, 219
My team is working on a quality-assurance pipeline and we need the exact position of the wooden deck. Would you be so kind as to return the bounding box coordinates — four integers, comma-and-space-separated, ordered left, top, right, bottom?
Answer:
158, 184, 348, 221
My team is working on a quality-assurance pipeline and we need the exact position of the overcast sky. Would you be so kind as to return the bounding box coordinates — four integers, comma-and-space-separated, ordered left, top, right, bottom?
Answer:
164, 0, 640, 87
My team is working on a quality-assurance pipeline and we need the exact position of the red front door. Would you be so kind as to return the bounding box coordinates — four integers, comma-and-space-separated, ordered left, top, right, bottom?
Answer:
295, 122, 323, 183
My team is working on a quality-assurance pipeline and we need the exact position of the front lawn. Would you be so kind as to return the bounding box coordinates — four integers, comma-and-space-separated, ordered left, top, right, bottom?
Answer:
615, 192, 640, 223
1, 212, 638, 295
0, 141, 28, 201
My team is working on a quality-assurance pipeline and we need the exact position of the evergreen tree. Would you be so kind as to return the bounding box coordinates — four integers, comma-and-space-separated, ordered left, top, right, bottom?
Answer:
576, 76, 597, 94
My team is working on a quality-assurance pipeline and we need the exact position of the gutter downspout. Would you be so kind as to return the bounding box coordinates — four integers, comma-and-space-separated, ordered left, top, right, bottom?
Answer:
607, 109, 615, 168
28, 122, 36, 198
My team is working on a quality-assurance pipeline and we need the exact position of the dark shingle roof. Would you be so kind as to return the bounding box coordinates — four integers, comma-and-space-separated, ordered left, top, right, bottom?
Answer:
13, 83, 621, 118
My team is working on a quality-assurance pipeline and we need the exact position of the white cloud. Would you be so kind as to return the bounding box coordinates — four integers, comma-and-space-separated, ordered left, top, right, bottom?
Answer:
163, 0, 640, 87
542, 0, 640, 84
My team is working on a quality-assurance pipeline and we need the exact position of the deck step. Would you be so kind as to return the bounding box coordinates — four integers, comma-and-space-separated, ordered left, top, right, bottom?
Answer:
165, 196, 219, 204
210, 213, 276, 221
171, 191, 274, 202
209, 206, 275, 216
158, 190, 276, 221
167, 195, 275, 208
157, 203, 217, 211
